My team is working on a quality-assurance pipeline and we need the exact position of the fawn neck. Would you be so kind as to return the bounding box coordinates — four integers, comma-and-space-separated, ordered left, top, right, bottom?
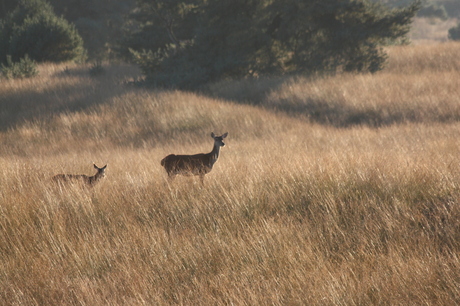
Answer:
89, 168, 105, 184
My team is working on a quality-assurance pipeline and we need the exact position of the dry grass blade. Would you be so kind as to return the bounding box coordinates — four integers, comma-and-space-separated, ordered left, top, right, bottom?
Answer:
1, 43, 460, 305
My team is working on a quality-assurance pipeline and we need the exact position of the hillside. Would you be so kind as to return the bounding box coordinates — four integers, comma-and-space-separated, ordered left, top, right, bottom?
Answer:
1, 42, 460, 304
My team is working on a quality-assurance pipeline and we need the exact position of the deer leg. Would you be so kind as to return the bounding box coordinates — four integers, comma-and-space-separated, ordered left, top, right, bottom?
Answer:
167, 173, 176, 183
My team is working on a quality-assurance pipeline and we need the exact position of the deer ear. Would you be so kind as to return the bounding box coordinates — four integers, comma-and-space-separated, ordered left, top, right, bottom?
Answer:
102, 165, 107, 169
93, 163, 98, 169
211, 132, 216, 138
222, 132, 228, 138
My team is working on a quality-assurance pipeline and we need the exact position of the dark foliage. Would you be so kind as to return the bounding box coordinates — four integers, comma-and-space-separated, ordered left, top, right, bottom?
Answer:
47, 0, 136, 60
124, 0, 420, 89
0, 0, 85, 64
1, 0, 137, 60
0, 54, 38, 79
448, 23, 460, 41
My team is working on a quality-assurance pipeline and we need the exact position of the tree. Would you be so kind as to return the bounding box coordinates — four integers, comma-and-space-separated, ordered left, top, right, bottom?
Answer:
46, 0, 136, 60
124, 0, 420, 88
265, 0, 420, 73
120, 0, 200, 60
0, 0, 85, 64
0, 0, 18, 20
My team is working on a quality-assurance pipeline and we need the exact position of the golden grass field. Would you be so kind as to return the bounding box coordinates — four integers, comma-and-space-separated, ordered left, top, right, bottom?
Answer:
1, 41, 460, 305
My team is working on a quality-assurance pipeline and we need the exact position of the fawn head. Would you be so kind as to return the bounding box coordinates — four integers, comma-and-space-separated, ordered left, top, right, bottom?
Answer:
94, 164, 107, 178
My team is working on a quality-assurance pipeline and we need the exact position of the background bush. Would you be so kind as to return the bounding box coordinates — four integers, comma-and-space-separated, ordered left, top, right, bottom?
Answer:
0, 54, 38, 79
448, 23, 460, 41
123, 0, 420, 89
0, 0, 85, 64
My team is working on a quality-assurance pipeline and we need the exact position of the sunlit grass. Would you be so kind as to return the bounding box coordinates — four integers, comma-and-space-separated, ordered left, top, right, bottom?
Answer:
1, 43, 460, 304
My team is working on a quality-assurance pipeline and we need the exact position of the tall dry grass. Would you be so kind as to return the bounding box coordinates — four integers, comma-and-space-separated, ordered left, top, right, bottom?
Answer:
1, 43, 460, 305
209, 42, 460, 127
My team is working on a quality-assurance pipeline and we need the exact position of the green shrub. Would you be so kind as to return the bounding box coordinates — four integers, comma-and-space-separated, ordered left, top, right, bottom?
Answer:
9, 14, 85, 63
0, 0, 86, 64
448, 23, 460, 41
0, 55, 38, 79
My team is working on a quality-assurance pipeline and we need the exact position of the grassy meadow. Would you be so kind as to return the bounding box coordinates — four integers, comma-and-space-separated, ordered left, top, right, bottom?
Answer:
1, 42, 460, 305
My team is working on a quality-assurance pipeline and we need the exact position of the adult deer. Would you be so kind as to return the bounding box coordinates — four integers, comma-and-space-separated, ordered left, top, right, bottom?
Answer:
53, 163, 107, 186
161, 132, 228, 184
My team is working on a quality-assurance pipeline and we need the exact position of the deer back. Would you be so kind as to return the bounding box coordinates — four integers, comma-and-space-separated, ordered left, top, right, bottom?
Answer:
161, 153, 212, 175
53, 174, 90, 184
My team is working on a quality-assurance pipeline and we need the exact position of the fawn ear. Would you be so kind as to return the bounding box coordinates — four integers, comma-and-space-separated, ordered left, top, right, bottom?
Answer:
222, 132, 228, 138
211, 132, 216, 138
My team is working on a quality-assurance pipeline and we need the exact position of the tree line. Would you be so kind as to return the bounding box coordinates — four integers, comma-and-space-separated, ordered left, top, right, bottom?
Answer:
125, 0, 420, 88
1, 0, 423, 86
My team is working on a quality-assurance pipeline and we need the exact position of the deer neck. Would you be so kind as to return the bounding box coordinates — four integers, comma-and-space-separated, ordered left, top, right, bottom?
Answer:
208, 143, 222, 167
